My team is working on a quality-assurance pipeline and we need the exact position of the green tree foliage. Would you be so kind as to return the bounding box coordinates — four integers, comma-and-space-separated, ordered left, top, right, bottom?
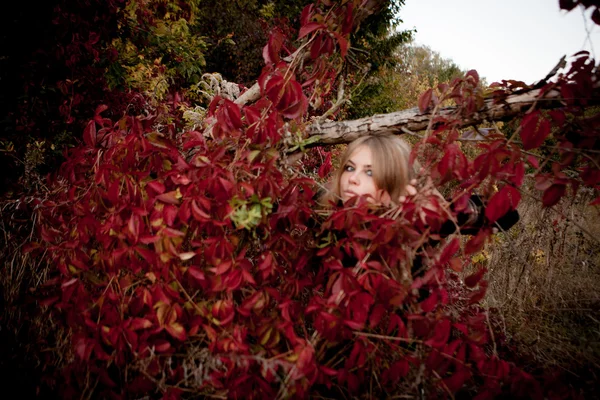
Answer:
348, 42, 465, 118
106, 0, 208, 95
193, 0, 312, 85
397, 44, 464, 88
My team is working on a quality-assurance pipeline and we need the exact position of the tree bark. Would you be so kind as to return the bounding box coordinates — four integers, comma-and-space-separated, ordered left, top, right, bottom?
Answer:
304, 86, 574, 146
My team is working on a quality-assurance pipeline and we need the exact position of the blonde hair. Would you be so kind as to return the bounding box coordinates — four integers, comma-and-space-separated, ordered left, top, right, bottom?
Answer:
320, 135, 415, 206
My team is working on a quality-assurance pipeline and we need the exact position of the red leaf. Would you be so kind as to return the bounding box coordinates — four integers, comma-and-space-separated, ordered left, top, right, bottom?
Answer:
465, 267, 487, 288
165, 322, 187, 341
342, 2, 354, 34
542, 183, 566, 207
224, 99, 243, 130
369, 304, 386, 329
130, 318, 153, 331
386, 360, 409, 383
386, 314, 407, 337
211, 260, 232, 275
333, 32, 349, 58
466, 69, 480, 85
262, 29, 284, 65
526, 155, 540, 169
534, 175, 553, 191
265, 76, 307, 120
420, 291, 438, 313
212, 300, 235, 326
191, 200, 210, 220
296, 345, 315, 375
163, 205, 178, 226
418, 89, 433, 113
188, 266, 206, 284
95, 104, 109, 116
136, 246, 156, 263
299, 22, 325, 39
178, 200, 191, 223
62, 278, 78, 289
147, 180, 166, 194
128, 215, 140, 241
520, 111, 551, 150
437, 144, 456, 181
83, 120, 97, 147
439, 238, 460, 265
559, 0, 577, 11
310, 34, 326, 59
561, 83, 575, 105
153, 339, 171, 353
349, 292, 373, 327
425, 319, 451, 348
593, 9, 600, 25
485, 185, 521, 223
75, 337, 93, 361
548, 110, 566, 126
39, 296, 60, 307
465, 229, 490, 255
318, 152, 332, 178
281, 85, 308, 119
156, 190, 181, 205
469, 283, 488, 304
218, 177, 234, 196
513, 161, 525, 186
216, 99, 243, 133
107, 180, 120, 204
163, 227, 185, 237
449, 258, 464, 272
258, 252, 275, 278
265, 74, 284, 102
443, 368, 471, 393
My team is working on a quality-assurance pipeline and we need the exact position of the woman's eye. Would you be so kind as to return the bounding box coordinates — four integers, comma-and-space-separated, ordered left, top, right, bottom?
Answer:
366, 169, 373, 177
344, 165, 355, 172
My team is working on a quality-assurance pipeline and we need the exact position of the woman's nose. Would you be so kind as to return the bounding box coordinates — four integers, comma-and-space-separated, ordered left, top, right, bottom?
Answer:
348, 171, 359, 185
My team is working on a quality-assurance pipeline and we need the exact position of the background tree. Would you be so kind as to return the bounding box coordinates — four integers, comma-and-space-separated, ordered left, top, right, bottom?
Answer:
348, 42, 465, 118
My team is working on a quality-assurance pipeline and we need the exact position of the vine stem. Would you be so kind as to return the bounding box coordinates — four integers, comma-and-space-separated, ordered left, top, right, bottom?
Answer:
353, 331, 423, 343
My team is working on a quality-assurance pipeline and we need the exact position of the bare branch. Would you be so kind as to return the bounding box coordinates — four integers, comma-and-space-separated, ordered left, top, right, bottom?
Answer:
234, 83, 261, 106
304, 85, 598, 147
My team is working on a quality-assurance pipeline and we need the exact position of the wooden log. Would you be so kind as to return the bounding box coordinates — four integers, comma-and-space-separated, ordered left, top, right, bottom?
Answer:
304, 86, 573, 146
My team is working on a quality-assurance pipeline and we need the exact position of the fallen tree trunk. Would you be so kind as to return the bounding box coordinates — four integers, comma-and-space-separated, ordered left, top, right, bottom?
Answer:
303, 85, 580, 146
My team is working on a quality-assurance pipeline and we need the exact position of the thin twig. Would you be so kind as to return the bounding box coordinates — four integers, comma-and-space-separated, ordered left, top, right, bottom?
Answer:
353, 331, 422, 343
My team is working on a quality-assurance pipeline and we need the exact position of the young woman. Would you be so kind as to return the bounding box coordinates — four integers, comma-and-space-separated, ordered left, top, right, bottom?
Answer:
318, 134, 519, 234
318, 135, 415, 207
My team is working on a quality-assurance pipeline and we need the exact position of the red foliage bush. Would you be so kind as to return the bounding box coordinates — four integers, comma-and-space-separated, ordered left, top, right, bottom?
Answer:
26, 0, 600, 398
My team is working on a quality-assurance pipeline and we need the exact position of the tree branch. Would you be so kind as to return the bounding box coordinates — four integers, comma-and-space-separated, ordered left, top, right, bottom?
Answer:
304, 85, 597, 147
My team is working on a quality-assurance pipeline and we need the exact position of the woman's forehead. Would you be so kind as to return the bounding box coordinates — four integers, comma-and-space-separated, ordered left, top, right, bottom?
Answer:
348, 145, 373, 165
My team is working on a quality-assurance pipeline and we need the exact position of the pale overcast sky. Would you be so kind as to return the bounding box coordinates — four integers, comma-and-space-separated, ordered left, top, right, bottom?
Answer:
399, 0, 600, 84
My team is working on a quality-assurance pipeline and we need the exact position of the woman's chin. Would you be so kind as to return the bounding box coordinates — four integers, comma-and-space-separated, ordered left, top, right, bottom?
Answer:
341, 191, 355, 203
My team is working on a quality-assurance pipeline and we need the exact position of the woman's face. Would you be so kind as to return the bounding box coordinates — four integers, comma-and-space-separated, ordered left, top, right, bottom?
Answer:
340, 145, 385, 204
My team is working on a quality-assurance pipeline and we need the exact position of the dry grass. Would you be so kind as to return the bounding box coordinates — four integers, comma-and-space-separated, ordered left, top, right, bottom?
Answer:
483, 185, 600, 393
0, 197, 70, 398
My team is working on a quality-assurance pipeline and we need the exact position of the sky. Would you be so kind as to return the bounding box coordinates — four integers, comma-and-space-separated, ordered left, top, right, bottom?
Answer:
398, 0, 600, 85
